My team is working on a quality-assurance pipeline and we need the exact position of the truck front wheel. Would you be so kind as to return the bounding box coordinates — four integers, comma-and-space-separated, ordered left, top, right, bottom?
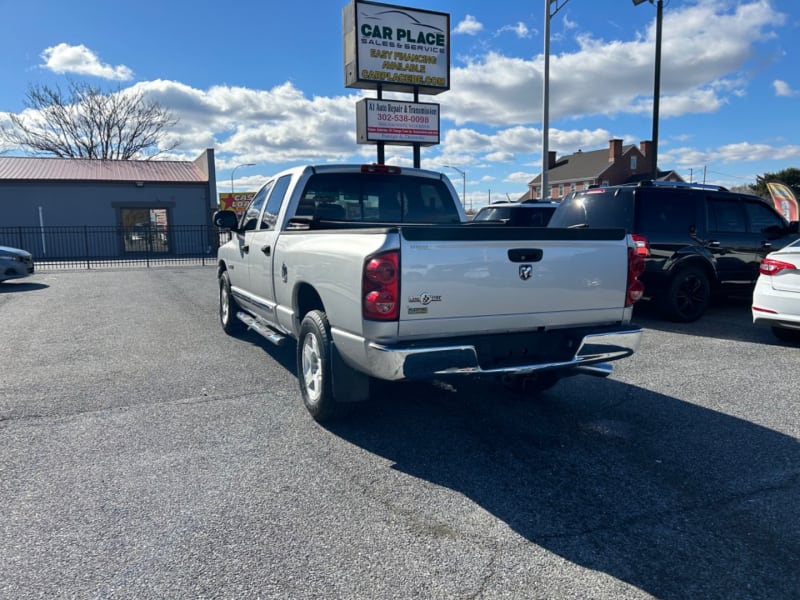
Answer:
297, 310, 339, 422
219, 271, 245, 335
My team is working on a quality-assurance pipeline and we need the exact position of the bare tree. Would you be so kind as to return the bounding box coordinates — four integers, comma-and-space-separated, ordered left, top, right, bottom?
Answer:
1, 80, 179, 159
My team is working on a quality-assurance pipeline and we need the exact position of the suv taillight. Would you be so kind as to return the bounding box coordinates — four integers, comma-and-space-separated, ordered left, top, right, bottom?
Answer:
626, 248, 646, 307
363, 250, 399, 320
631, 233, 650, 257
759, 258, 796, 276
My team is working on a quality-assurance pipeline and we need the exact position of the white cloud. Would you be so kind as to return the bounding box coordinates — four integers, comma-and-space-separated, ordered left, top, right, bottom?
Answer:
438, 0, 784, 128
453, 15, 483, 36
40, 43, 133, 81
773, 80, 797, 97
497, 22, 531, 39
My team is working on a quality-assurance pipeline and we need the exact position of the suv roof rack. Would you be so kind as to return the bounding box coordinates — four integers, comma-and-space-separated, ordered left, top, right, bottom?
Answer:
635, 180, 729, 192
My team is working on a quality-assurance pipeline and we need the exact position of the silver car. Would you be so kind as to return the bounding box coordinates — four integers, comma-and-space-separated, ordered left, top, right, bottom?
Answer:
752, 237, 800, 342
0, 245, 35, 283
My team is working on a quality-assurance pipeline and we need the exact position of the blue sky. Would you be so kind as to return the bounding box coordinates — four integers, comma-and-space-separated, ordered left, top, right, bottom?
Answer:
1, 0, 798, 208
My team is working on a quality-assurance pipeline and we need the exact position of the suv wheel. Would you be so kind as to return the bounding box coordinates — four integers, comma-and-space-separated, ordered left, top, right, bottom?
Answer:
660, 266, 711, 322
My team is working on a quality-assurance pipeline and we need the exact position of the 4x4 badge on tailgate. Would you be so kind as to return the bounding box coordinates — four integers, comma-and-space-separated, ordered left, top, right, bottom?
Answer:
519, 265, 532, 280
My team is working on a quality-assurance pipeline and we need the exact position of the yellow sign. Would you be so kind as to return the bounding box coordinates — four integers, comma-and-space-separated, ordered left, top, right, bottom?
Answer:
219, 192, 255, 217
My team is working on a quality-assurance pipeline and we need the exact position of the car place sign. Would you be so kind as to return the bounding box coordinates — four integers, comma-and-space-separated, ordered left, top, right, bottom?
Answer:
343, 0, 450, 95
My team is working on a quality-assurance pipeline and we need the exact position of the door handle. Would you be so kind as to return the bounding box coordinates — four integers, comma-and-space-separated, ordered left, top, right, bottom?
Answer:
261, 245, 271, 256
508, 248, 543, 262
242, 244, 250, 253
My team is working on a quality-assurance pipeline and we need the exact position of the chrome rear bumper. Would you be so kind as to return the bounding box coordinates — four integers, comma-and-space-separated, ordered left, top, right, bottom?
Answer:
361, 327, 643, 381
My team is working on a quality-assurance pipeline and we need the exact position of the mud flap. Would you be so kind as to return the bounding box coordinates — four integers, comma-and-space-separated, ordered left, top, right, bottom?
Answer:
331, 344, 371, 403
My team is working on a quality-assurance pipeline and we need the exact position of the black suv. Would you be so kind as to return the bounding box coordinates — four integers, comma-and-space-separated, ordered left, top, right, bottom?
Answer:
548, 181, 800, 321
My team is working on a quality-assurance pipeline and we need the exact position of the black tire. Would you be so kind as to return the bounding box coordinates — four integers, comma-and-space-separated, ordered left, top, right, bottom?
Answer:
297, 310, 339, 422
771, 326, 800, 344
659, 266, 711, 322
219, 271, 245, 335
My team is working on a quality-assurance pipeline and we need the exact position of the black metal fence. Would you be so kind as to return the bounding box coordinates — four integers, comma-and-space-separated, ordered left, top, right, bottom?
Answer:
0, 225, 228, 271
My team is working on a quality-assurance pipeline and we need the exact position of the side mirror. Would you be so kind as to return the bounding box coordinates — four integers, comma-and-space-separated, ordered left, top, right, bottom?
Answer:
213, 210, 239, 230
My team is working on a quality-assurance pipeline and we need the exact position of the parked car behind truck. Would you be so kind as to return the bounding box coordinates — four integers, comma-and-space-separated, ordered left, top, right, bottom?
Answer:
548, 180, 800, 322
214, 164, 644, 421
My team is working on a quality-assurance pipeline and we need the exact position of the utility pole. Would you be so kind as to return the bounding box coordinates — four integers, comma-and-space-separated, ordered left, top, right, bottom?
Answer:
541, 0, 570, 199
633, 0, 663, 179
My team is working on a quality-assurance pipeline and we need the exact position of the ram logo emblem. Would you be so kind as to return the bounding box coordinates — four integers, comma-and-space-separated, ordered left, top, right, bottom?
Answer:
519, 265, 533, 280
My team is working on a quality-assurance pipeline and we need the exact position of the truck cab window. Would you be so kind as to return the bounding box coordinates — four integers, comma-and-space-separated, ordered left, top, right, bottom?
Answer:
241, 182, 273, 231
262, 175, 292, 229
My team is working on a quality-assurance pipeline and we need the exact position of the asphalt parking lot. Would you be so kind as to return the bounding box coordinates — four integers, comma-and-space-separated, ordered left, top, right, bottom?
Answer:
1, 268, 798, 599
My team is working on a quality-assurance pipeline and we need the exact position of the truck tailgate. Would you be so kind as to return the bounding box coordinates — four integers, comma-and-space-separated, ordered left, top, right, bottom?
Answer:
398, 226, 630, 336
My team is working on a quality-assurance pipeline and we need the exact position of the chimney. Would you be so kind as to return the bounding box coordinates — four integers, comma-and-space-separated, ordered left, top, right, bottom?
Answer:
609, 139, 623, 163
548, 150, 557, 169
639, 140, 654, 174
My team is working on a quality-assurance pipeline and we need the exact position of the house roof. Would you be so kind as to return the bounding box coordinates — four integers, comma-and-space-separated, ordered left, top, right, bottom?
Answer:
529, 145, 637, 185
0, 156, 207, 183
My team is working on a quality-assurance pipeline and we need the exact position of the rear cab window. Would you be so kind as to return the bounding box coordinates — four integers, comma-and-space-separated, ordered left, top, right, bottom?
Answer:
295, 172, 460, 224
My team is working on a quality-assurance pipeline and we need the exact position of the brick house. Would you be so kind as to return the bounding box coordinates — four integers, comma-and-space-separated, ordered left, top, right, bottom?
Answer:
524, 139, 683, 201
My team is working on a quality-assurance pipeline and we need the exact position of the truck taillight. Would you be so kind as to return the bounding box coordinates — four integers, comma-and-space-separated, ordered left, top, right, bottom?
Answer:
626, 248, 645, 306
363, 250, 399, 320
631, 233, 650, 257
759, 258, 796, 276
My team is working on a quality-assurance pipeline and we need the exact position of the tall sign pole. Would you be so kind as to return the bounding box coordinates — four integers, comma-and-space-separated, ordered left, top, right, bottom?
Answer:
541, 0, 569, 199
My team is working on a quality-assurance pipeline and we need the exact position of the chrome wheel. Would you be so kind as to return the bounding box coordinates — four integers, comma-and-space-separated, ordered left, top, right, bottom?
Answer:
296, 310, 338, 421
220, 285, 231, 324
219, 271, 244, 334
301, 331, 323, 404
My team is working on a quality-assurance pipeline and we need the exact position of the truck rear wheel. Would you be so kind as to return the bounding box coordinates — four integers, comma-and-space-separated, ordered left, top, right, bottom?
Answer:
297, 310, 339, 422
219, 271, 245, 335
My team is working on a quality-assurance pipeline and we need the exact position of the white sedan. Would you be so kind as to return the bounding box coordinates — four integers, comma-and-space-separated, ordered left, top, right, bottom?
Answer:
752, 238, 800, 342
0, 245, 35, 283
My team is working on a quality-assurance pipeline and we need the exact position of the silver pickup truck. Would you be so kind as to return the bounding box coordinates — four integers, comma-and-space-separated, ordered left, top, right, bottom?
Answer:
214, 164, 644, 421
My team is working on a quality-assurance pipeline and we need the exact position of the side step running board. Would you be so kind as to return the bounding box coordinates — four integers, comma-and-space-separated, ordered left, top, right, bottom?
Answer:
236, 311, 289, 346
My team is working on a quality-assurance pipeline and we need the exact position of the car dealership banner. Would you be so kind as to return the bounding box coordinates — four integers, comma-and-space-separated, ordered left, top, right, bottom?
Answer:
343, 0, 450, 95
766, 182, 799, 222
356, 98, 439, 145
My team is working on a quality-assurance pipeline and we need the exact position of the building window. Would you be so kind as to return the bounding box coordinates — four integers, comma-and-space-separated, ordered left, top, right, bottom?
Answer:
122, 208, 169, 254
558, 184, 564, 197
631, 156, 638, 170
570, 183, 576, 193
